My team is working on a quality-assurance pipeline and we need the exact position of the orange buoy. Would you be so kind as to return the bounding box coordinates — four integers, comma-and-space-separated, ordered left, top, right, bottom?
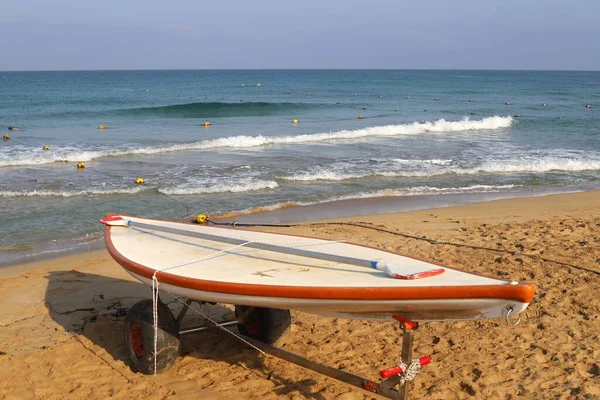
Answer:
98, 125, 105, 130
358, 115, 364, 119
203, 121, 211, 127
3, 134, 9, 140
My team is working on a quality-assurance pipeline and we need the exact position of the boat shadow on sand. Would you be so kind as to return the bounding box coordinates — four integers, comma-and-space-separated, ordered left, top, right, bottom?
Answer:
44, 270, 326, 399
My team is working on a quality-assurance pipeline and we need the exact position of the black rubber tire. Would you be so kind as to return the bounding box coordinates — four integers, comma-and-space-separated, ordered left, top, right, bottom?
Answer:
124, 299, 181, 374
235, 306, 291, 344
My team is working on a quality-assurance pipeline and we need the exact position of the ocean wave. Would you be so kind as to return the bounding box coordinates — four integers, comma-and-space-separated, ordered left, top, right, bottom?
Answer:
121, 101, 319, 118
474, 158, 600, 173
283, 155, 600, 182
0, 187, 146, 198
219, 184, 519, 217
330, 185, 518, 200
159, 180, 278, 195
0, 116, 513, 168
392, 159, 454, 165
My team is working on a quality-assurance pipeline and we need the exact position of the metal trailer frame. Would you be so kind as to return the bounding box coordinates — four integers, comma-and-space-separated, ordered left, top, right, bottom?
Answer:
147, 297, 429, 400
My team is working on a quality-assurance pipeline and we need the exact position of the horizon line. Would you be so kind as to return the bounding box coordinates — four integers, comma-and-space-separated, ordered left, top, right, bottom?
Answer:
1, 67, 599, 73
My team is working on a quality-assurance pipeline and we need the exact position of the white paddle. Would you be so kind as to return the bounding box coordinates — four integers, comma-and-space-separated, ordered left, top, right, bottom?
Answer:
100, 216, 444, 280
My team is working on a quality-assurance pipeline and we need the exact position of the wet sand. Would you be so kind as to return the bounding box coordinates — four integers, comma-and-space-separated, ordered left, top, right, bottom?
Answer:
0, 191, 599, 399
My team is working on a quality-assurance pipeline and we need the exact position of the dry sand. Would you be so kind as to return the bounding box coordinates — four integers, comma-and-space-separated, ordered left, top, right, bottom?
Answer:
0, 191, 599, 399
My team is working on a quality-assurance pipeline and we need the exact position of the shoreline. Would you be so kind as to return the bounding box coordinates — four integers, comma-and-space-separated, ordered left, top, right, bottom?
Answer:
0, 189, 599, 398
1, 188, 598, 279
1, 186, 592, 270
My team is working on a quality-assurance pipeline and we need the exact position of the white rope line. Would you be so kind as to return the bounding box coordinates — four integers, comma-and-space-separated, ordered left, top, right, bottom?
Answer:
151, 241, 252, 376
144, 236, 341, 376
398, 358, 423, 386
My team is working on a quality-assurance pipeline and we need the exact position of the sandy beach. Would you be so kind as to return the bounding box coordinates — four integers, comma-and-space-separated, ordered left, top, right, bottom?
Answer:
1, 191, 599, 399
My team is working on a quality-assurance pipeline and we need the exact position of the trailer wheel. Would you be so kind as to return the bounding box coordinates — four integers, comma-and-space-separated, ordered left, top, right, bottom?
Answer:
235, 306, 291, 344
124, 299, 181, 374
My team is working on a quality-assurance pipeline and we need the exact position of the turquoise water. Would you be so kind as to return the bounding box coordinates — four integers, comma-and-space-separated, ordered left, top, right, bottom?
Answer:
1, 70, 599, 264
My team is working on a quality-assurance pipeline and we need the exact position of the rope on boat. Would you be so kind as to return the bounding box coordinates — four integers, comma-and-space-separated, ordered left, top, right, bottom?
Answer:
397, 358, 423, 386
152, 273, 159, 376
150, 240, 253, 376
146, 235, 335, 375
195, 216, 598, 277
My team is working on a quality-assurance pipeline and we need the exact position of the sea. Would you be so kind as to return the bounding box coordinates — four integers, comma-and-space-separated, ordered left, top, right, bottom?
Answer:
1, 69, 599, 266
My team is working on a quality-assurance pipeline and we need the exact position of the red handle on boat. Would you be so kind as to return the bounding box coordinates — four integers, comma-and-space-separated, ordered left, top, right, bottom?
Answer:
380, 356, 431, 379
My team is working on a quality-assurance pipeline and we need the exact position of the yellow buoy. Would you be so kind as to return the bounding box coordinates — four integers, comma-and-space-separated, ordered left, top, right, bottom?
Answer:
292, 119, 299, 123
98, 125, 105, 130
43, 145, 50, 150
358, 115, 364, 119
135, 177, 145, 185
3, 134, 9, 140
195, 214, 208, 224
203, 121, 211, 127
77, 162, 85, 169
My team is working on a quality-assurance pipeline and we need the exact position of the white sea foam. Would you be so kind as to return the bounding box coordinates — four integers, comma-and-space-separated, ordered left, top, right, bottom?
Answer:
0, 187, 145, 198
392, 159, 454, 165
327, 185, 518, 201
159, 180, 278, 195
229, 184, 518, 215
283, 154, 600, 182
473, 157, 600, 173
0, 116, 513, 167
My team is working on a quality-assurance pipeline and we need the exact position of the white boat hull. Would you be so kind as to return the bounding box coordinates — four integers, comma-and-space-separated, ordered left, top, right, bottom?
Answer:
104, 214, 535, 322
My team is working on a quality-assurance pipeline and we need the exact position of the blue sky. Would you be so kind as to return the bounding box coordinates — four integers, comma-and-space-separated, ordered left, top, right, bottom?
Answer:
1, 0, 598, 71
